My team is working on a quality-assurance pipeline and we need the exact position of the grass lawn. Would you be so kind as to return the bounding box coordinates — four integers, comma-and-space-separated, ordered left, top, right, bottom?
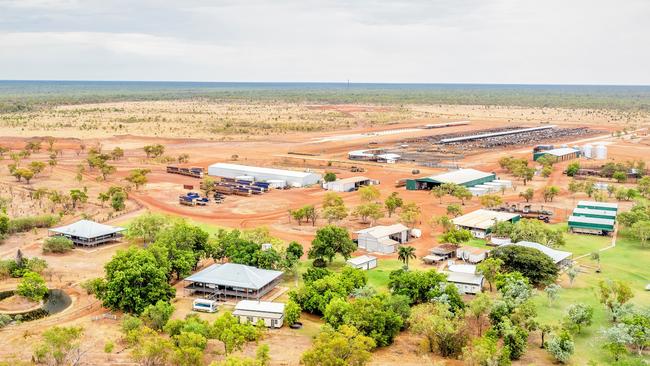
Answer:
532, 230, 650, 365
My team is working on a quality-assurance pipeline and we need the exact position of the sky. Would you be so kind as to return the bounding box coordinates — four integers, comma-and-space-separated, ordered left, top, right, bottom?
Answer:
0, 0, 649, 84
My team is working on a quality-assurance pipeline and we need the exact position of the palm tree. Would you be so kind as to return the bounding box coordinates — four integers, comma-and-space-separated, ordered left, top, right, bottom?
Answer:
398, 246, 417, 270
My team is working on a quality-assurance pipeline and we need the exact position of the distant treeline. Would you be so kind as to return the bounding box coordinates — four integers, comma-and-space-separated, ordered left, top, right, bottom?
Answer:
1, 80, 649, 112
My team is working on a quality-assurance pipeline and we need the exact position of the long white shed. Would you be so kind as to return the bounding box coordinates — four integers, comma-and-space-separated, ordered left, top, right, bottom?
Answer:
208, 163, 321, 187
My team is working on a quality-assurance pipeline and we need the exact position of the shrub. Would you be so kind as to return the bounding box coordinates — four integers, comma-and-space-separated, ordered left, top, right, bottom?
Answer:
43, 236, 74, 254
17, 271, 48, 301
8, 215, 60, 234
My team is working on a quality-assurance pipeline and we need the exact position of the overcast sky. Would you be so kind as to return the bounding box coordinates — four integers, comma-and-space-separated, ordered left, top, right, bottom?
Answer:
0, 0, 648, 84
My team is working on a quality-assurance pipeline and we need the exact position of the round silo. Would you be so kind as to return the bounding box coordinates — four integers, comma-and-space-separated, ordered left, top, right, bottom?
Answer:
583, 144, 593, 158
595, 144, 607, 160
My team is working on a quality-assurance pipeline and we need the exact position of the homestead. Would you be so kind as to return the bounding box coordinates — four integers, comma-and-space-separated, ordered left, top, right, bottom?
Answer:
184, 263, 283, 300
355, 223, 411, 254
506, 241, 573, 268
406, 168, 496, 191
207, 163, 322, 187
533, 147, 580, 161
48, 220, 125, 247
346, 255, 378, 270
324, 176, 375, 192
232, 300, 285, 328
452, 209, 521, 238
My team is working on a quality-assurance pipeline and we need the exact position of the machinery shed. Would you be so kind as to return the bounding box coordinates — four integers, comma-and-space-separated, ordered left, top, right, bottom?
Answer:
533, 147, 580, 161
406, 169, 496, 190
208, 163, 321, 187
324, 176, 374, 192
452, 209, 521, 238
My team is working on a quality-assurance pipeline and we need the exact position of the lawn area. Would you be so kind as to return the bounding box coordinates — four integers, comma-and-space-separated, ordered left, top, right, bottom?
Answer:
532, 230, 650, 365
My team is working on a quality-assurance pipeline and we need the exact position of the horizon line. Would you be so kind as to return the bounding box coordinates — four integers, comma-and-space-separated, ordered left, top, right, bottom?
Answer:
1, 79, 649, 88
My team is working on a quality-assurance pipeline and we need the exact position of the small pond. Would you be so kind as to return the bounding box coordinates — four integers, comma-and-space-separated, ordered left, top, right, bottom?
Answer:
0, 289, 72, 323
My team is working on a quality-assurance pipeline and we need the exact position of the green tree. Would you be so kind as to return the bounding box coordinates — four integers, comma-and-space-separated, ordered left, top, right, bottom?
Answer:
566, 162, 580, 177
630, 220, 650, 247
399, 201, 421, 228
388, 269, 446, 305
519, 188, 534, 202
111, 190, 126, 211
480, 194, 503, 209
141, 300, 175, 331
126, 168, 151, 190
151, 221, 210, 279
43, 236, 74, 254
564, 303, 594, 333
446, 203, 463, 217
308, 225, 356, 264
476, 257, 503, 292
613, 171, 627, 183
544, 283, 561, 306
211, 312, 264, 355
17, 271, 48, 301
143, 144, 165, 158
543, 185, 560, 202
352, 202, 384, 224
546, 330, 574, 364
110, 146, 124, 160
323, 172, 337, 182
452, 185, 473, 205
99, 247, 175, 314
597, 280, 634, 321
130, 327, 174, 366
33, 326, 86, 366
358, 185, 380, 202
468, 293, 492, 336
409, 303, 468, 357
69, 188, 88, 209
301, 325, 375, 366
126, 212, 171, 245
384, 192, 403, 217
430, 186, 446, 204
397, 246, 416, 269
285, 300, 301, 326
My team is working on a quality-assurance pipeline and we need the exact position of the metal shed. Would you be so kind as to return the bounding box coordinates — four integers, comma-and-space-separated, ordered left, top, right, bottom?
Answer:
233, 300, 285, 328
572, 207, 617, 220
207, 163, 322, 187
355, 224, 411, 254
406, 169, 496, 190
346, 255, 378, 270
324, 176, 373, 192
452, 209, 521, 238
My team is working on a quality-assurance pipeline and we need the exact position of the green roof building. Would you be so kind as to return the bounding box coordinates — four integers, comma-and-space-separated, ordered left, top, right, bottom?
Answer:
572, 207, 617, 220
406, 168, 496, 190
568, 215, 615, 235
576, 200, 619, 212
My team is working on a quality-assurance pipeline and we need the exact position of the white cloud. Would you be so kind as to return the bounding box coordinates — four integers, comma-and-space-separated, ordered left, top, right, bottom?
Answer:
0, 0, 648, 84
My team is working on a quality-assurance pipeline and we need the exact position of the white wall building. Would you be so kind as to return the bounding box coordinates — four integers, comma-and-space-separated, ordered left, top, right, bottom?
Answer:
445, 272, 484, 294
452, 209, 521, 238
232, 300, 285, 328
346, 255, 378, 270
208, 163, 321, 187
355, 223, 411, 254
324, 176, 374, 192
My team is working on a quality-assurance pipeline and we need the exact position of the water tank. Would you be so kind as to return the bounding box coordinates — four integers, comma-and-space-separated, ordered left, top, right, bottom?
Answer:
595, 144, 607, 160
583, 144, 593, 158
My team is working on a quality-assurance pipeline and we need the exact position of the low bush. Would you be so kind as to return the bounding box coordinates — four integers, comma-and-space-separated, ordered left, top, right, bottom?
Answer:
42, 236, 74, 254
8, 215, 60, 234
